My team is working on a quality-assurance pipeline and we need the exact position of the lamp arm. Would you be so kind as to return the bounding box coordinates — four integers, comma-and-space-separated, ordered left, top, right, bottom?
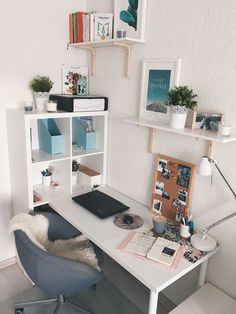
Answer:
210, 159, 236, 200
202, 158, 236, 236
203, 210, 236, 235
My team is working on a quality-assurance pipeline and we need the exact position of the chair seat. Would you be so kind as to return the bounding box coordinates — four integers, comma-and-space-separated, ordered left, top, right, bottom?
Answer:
170, 283, 236, 314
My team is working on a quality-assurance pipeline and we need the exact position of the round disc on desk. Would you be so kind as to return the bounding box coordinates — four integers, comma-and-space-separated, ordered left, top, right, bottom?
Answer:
113, 214, 143, 229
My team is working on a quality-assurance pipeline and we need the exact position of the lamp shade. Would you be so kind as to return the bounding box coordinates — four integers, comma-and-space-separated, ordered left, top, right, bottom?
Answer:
198, 156, 212, 176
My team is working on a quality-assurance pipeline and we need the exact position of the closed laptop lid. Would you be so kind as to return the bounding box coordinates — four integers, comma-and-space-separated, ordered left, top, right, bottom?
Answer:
72, 190, 129, 218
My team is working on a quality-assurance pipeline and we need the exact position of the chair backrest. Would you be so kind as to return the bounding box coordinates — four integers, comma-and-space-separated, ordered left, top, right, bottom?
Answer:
14, 212, 103, 296
15, 229, 47, 284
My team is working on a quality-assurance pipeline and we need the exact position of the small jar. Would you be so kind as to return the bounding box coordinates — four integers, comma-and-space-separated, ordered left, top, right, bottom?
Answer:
46, 101, 57, 112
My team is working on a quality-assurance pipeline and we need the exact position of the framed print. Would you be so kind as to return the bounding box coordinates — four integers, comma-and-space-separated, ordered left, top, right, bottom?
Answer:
151, 154, 196, 224
61, 65, 88, 95
139, 59, 182, 122
114, 0, 148, 41
191, 111, 224, 132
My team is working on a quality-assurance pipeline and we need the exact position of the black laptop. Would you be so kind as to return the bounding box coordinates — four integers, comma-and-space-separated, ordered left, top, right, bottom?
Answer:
72, 190, 129, 218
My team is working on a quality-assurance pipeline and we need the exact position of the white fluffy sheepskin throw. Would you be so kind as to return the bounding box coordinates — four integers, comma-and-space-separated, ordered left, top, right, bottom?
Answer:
9, 213, 100, 271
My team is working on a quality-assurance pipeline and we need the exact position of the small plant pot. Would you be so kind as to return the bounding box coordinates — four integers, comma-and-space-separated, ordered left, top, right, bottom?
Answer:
170, 105, 188, 129
42, 175, 52, 186
72, 171, 78, 185
34, 92, 49, 111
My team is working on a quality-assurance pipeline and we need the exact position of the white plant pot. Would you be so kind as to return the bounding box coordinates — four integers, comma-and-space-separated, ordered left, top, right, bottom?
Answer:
170, 106, 188, 129
42, 175, 52, 186
72, 171, 78, 185
34, 92, 49, 111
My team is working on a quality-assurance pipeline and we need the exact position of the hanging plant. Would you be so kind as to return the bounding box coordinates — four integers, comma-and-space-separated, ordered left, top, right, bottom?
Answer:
120, 0, 138, 30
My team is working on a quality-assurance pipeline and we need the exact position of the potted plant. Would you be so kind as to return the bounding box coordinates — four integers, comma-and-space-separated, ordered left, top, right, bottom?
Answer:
72, 160, 79, 185
167, 86, 198, 129
30, 75, 54, 111
41, 168, 52, 186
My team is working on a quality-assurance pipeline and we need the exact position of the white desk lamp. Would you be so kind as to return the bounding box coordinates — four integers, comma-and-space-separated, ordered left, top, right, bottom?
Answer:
191, 156, 236, 252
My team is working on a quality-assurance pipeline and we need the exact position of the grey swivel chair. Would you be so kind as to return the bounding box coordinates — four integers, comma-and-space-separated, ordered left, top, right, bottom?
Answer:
14, 212, 103, 314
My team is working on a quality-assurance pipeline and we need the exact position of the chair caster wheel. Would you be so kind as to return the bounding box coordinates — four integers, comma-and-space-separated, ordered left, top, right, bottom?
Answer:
15, 308, 24, 314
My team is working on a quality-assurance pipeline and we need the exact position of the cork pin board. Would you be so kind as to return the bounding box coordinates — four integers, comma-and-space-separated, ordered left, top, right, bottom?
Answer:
151, 154, 196, 224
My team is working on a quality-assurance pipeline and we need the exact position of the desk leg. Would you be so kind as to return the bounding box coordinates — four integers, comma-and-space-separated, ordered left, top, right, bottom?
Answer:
198, 260, 208, 288
148, 291, 158, 314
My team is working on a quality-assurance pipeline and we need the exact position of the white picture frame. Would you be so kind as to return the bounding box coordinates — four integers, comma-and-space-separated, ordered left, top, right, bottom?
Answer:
113, 0, 148, 41
61, 65, 88, 95
139, 59, 182, 122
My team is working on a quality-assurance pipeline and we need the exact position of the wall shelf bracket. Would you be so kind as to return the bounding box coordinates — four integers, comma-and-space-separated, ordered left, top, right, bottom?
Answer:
207, 140, 214, 159
79, 46, 96, 76
113, 42, 131, 79
148, 128, 156, 153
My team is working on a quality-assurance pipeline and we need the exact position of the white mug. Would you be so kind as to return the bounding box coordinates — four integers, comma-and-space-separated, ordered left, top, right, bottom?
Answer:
221, 125, 231, 136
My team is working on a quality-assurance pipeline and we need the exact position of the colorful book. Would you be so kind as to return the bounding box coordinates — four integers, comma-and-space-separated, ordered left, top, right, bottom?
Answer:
82, 13, 90, 42
69, 14, 73, 44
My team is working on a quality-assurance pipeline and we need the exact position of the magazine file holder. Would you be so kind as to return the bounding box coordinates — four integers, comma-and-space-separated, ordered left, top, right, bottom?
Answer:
76, 118, 96, 149
37, 119, 62, 155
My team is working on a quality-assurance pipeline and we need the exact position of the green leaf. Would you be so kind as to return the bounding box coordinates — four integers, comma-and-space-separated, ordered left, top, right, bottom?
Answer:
120, 10, 136, 29
128, 6, 137, 25
128, 0, 138, 11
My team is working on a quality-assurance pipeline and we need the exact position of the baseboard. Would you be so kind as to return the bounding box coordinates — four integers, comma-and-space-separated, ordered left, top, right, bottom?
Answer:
0, 256, 16, 270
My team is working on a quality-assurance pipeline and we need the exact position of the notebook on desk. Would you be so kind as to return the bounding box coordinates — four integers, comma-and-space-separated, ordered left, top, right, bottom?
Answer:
72, 190, 130, 218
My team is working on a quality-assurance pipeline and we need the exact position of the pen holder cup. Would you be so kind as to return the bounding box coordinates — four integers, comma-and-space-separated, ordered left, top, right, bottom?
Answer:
42, 175, 52, 186
153, 215, 167, 234
180, 224, 191, 238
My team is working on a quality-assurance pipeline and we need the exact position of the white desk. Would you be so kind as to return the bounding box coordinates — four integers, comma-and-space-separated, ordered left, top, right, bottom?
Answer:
50, 186, 219, 314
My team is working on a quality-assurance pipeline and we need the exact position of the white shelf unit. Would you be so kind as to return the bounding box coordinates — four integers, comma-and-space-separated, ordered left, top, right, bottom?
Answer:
68, 38, 145, 78
125, 117, 236, 156
7, 109, 108, 214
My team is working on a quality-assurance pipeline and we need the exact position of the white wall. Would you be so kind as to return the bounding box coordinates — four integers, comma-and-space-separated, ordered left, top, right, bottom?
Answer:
87, 0, 236, 300
0, 0, 87, 262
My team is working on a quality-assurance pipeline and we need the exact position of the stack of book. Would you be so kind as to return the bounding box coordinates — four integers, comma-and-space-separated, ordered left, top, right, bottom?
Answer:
69, 11, 113, 43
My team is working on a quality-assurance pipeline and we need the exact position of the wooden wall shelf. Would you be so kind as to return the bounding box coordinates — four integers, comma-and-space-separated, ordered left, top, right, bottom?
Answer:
125, 117, 236, 157
68, 38, 145, 78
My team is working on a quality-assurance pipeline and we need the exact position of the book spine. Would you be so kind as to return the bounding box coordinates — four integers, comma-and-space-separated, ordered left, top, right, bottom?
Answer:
76, 12, 84, 42
82, 14, 87, 42
72, 13, 77, 43
69, 14, 73, 44
85, 14, 90, 42
90, 12, 95, 41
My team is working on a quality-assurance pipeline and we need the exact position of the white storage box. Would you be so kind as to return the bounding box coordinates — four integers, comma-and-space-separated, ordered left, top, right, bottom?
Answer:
78, 165, 101, 187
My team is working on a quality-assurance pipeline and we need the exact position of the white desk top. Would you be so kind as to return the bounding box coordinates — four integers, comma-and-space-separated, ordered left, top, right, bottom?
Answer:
49, 186, 219, 294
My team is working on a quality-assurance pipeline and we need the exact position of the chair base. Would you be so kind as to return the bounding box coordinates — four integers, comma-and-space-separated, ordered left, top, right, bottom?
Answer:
15, 294, 91, 314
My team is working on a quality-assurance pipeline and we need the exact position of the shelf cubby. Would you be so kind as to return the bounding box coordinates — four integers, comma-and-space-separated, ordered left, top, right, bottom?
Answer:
7, 109, 108, 214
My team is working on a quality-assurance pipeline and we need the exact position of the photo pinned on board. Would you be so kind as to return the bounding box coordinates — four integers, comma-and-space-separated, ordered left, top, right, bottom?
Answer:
153, 199, 162, 214
177, 164, 191, 188
155, 181, 164, 195
177, 189, 188, 206
162, 191, 170, 200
